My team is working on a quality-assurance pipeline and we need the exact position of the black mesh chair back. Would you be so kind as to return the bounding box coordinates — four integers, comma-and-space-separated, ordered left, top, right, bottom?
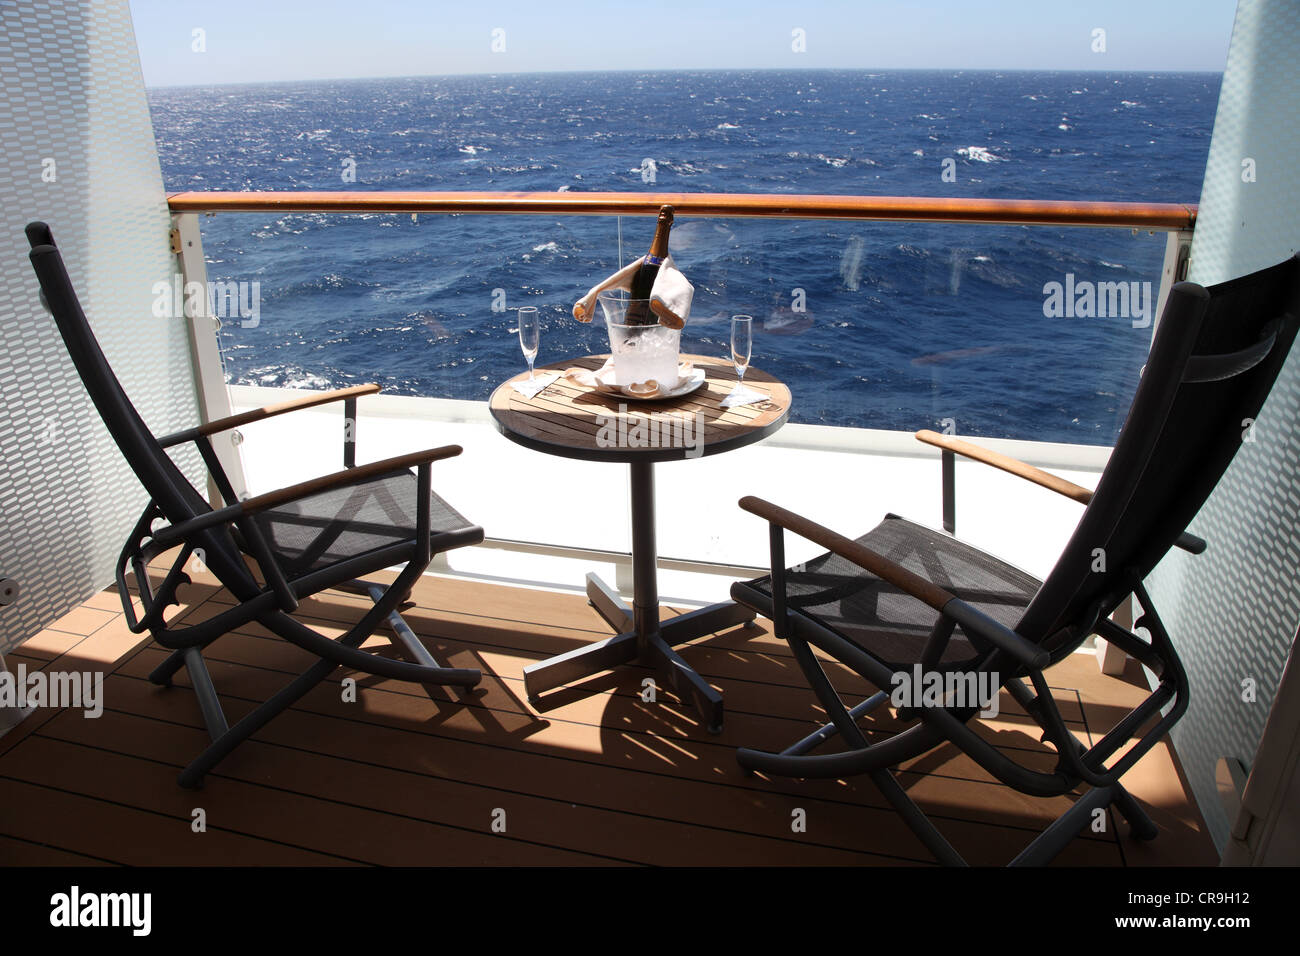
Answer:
26, 222, 256, 594
1021, 256, 1300, 655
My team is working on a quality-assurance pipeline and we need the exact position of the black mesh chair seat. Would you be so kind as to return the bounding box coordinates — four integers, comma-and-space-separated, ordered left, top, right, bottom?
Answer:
743, 514, 1040, 671
251, 469, 481, 578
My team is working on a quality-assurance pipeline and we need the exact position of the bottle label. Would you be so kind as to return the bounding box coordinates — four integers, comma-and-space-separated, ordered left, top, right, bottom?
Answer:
643, 255, 664, 267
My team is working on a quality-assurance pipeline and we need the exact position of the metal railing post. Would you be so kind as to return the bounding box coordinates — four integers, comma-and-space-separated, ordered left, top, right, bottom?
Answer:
1151, 228, 1195, 342
172, 212, 249, 504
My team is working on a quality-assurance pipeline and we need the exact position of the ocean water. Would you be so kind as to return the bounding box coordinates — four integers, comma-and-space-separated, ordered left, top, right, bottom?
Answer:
147, 69, 1220, 444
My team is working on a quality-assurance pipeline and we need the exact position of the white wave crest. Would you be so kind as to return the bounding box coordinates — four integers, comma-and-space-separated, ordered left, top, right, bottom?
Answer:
956, 146, 1002, 163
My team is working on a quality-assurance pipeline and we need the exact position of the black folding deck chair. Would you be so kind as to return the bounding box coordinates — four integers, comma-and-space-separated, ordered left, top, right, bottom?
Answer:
731, 254, 1300, 865
27, 222, 485, 788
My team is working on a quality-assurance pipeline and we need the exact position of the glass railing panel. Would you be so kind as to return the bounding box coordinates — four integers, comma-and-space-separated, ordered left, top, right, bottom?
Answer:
203, 211, 626, 398
197, 210, 1167, 557
655, 215, 1168, 446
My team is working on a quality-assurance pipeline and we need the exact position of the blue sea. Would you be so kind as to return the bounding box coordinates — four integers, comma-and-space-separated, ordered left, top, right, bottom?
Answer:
147, 70, 1220, 444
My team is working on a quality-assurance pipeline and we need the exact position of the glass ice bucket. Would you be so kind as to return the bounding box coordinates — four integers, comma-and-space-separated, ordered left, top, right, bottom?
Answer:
598, 291, 682, 388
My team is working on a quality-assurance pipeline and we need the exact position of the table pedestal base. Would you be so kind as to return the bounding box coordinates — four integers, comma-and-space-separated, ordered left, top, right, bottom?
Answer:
523, 572, 755, 734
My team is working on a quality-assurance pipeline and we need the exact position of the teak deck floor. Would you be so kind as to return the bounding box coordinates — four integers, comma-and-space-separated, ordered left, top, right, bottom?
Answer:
0, 561, 1217, 867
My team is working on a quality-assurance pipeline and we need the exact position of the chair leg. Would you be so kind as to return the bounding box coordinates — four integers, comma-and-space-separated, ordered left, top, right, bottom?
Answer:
737, 657, 968, 862
360, 581, 471, 703
1111, 784, 1160, 840
1009, 785, 1117, 866
740, 651, 1154, 864
871, 768, 967, 866
787, 632, 871, 748
184, 647, 229, 741
178, 561, 458, 788
1005, 677, 1159, 841
738, 629, 876, 775
179, 654, 338, 789
782, 691, 890, 756
740, 608, 1153, 865
787, 639, 967, 864
148, 647, 187, 686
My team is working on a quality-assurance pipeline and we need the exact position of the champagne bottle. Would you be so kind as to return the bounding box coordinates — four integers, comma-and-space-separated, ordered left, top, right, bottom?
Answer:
625, 205, 674, 325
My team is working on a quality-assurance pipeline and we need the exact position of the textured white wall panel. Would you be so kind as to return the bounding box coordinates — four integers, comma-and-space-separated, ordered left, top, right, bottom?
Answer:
0, 0, 205, 652
1146, 0, 1300, 850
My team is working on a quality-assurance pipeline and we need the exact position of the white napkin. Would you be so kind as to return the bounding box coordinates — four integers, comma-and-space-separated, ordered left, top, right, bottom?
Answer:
562, 359, 618, 392
572, 254, 694, 330
511, 371, 559, 398
720, 384, 768, 408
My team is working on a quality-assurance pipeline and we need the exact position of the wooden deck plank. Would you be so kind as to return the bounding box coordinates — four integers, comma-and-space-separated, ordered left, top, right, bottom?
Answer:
39, 707, 896, 866
203, 579, 1087, 732
36, 605, 118, 638
0, 774, 344, 867
2, 732, 613, 867
3, 651, 51, 672
109, 649, 1124, 864
121, 631, 1083, 793
95, 669, 1073, 863
6, 629, 87, 662
333, 582, 1093, 726
0, 833, 116, 867
1, 573, 1214, 867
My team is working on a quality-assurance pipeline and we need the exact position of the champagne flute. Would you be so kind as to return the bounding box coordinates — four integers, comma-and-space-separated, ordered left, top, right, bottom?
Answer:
518, 306, 540, 380
731, 314, 753, 391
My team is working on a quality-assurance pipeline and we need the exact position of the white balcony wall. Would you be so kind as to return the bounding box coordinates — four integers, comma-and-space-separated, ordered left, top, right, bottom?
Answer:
230, 385, 1106, 608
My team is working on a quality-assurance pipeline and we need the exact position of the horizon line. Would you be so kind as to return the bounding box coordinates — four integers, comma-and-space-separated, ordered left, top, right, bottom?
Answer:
143, 64, 1224, 92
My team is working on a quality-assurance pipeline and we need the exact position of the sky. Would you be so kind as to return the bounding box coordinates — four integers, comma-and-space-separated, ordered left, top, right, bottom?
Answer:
128, 0, 1239, 88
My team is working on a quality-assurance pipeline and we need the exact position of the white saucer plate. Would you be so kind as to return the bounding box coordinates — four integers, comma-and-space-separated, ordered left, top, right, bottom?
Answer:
594, 365, 707, 401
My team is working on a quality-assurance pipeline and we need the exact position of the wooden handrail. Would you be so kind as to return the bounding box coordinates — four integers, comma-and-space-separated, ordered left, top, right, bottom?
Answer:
166, 190, 1197, 230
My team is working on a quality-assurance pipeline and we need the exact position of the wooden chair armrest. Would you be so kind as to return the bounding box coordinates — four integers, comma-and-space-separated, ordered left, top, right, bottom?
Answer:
914, 429, 1206, 554
158, 384, 381, 447
914, 429, 1093, 505
241, 444, 463, 514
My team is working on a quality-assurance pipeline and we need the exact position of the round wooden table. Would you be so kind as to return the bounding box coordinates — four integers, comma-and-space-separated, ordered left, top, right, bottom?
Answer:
489, 353, 792, 732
